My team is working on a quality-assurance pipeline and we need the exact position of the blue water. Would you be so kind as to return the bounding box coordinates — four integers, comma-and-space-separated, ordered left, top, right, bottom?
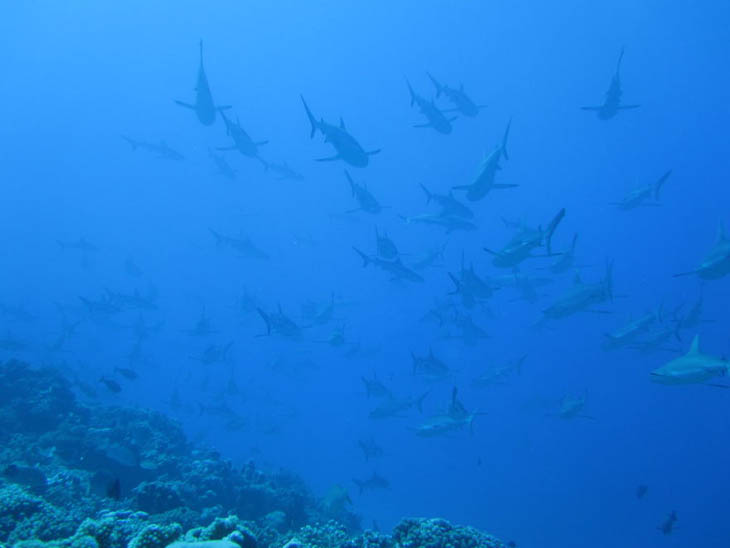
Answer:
3, 1, 730, 546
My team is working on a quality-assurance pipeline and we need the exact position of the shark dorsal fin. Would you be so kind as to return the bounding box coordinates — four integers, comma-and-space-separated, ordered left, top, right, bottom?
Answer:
340, 117, 346, 130
688, 334, 700, 355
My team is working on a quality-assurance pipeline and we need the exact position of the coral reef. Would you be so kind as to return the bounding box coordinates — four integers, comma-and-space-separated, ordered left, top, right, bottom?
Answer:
0, 361, 507, 548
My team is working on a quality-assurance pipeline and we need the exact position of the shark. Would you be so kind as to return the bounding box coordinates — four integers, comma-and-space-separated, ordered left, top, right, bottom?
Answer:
122, 136, 185, 161
452, 120, 515, 201
210, 229, 269, 260
257, 304, 305, 340
353, 472, 390, 494
448, 253, 495, 309
413, 387, 483, 436
175, 40, 228, 126
411, 348, 452, 382
611, 170, 672, 210
369, 392, 429, 419
344, 170, 382, 214
539, 233, 585, 274
484, 208, 565, 268
472, 355, 527, 387
419, 184, 474, 219
375, 227, 400, 259
604, 307, 662, 349
406, 79, 455, 134
217, 109, 268, 164
183, 308, 218, 337
401, 213, 477, 233
650, 335, 728, 386
674, 221, 730, 280
542, 260, 614, 320
265, 161, 304, 182
353, 248, 424, 283
301, 95, 380, 167
209, 148, 236, 180
426, 72, 486, 117
581, 47, 640, 120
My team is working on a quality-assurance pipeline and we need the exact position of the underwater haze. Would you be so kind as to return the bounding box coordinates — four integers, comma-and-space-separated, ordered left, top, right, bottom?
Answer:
2, 1, 730, 547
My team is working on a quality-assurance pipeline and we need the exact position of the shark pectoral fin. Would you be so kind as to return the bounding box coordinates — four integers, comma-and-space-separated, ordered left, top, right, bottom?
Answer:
254, 140, 269, 146
316, 154, 341, 162
367, 148, 382, 156
175, 100, 195, 109
483, 248, 500, 256
673, 270, 697, 278
492, 184, 519, 189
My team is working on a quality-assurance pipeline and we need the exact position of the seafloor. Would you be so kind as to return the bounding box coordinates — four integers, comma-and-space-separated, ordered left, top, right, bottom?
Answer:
0, 361, 507, 548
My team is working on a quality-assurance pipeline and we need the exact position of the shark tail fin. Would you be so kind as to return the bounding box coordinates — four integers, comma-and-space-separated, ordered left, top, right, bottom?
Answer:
616, 46, 625, 75
447, 272, 461, 295
405, 79, 416, 107
544, 208, 566, 255
353, 247, 370, 268
300, 95, 318, 138
122, 136, 137, 150
426, 72, 443, 97
256, 308, 271, 335
654, 170, 672, 201
516, 355, 527, 375
209, 229, 222, 245
501, 118, 512, 160
419, 183, 432, 204
415, 391, 429, 414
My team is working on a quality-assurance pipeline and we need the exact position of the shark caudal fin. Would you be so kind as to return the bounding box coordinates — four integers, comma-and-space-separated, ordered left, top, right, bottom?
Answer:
616, 46, 625, 76
419, 183, 433, 204
544, 208, 566, 255
256, 308, 271, 336
352, 247, 370, 267
447, 272, 462, 295
654, 170, 672, 201
426, 72, 444, 97
300, 95, 318, 138
209, 229, 223, 245
415, 391, 429, 414
405, 78, 417, 107
121, 136, 138, 150
501, 118, 512, 161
